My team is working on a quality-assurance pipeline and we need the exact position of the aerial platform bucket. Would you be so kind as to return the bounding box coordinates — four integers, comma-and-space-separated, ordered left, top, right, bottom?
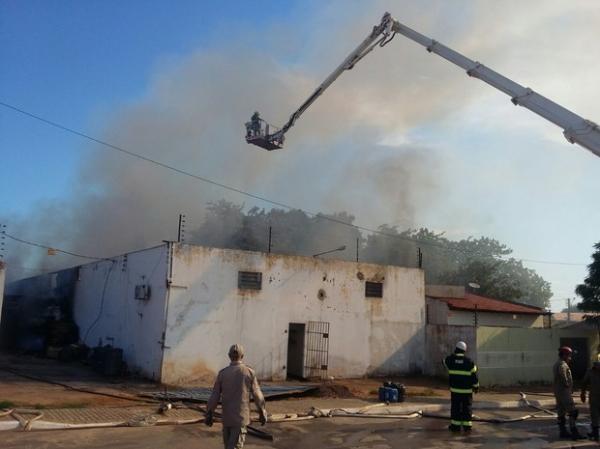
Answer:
245, 114, 284, 150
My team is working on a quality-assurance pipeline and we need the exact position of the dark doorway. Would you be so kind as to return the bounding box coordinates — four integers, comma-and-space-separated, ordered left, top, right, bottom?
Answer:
286, 323, 305, 380
561, 337, 589, 381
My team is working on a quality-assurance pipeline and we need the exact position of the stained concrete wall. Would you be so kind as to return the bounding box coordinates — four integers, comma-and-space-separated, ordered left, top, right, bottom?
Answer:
477, 326, 599, 386
161, 244, 425, 384
448, 310, 544, 328
425, 324, 477, 377
72, 245, 169, 380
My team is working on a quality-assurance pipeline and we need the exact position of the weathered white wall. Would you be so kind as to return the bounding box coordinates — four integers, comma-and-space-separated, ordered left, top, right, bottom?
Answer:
73, 245, 169, 380
161, 244, 425, 384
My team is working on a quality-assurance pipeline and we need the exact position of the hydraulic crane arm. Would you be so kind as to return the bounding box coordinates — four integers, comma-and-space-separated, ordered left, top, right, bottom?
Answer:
278, 15, 394, 138
246, 12, 600, 158
390, 18, 600, 158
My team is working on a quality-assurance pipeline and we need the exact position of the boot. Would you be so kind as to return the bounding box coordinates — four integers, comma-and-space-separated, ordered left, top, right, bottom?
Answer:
570, 425, 585, 440
558, 417, 571, 439
448, 424, 460, 433
588, 426, 599, 441
559, 426, 572, 439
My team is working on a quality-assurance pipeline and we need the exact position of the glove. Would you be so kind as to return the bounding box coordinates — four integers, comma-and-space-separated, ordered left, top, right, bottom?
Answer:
259, 413, 268, 426
581, 392, 587, 403
204, 411, 214, 427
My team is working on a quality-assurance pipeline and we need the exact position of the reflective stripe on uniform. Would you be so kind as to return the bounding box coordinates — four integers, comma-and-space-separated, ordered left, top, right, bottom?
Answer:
450, 387, 473, 394
462, 421, 473, 427
447, 369, 473, 376
471, 365, 477, 373
451, 420, 462, 426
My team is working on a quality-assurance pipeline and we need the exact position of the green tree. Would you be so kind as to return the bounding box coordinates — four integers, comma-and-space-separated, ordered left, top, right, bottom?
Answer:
576, 242, 600, 310
190, 200, 552, 308
576, 242, 600, 345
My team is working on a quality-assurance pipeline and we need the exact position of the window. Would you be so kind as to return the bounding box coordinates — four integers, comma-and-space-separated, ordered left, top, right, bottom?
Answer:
365, 281, 383, 298
238, 271, 262, 290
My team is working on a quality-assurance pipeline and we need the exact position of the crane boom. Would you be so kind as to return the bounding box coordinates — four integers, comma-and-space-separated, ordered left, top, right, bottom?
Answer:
246, 12, 600, 158
391, 19, 600, 158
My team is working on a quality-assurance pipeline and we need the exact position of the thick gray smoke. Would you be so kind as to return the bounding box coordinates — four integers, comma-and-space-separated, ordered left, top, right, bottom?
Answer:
4, 0, 599, 283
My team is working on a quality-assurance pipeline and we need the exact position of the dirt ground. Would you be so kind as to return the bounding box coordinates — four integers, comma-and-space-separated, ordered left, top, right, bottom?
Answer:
0, 353, 155, 408
0, 352, 554, 410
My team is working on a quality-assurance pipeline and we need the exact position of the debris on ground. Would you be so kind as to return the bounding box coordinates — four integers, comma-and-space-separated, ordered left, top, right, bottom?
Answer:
313, 384, 354, 398
140, 385, 318, 402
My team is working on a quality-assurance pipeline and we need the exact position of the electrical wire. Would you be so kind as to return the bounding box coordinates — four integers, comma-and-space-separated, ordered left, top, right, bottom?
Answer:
0, 101, 588, 267
82, 260, 116, 344
4, 232, 108, 261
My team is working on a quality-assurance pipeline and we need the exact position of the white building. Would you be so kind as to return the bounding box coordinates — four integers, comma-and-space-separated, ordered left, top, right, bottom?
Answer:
4, 243, 426, 384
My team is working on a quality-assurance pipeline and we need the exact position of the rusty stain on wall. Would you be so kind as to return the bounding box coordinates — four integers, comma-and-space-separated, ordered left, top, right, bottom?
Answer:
162, 359, 216, 385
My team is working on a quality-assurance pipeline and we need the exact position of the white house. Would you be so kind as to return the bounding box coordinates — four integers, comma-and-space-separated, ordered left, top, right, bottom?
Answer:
4, 243, 426, 385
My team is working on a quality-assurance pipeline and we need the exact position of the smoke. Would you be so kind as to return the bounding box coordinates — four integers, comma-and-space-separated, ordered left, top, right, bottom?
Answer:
4, 0, 599, 284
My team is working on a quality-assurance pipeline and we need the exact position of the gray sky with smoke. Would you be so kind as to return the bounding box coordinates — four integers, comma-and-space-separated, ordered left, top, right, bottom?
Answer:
3, 0, 599, 311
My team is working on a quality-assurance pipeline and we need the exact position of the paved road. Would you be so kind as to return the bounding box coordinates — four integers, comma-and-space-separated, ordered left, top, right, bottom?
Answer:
3, 413, 598, 449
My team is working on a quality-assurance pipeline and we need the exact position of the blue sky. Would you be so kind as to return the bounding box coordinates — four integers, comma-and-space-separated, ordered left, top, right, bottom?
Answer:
1, 1, 599, 311
0, 1, 302, 213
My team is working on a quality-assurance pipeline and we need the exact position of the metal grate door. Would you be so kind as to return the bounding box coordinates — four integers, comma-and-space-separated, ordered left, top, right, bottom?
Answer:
304, 321, 330, 379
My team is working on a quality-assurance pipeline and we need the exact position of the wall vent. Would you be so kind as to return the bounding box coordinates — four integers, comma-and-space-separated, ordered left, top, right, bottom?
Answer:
238, 271, 262, 290
135, 284, 151, 300
365, 281, 383, 298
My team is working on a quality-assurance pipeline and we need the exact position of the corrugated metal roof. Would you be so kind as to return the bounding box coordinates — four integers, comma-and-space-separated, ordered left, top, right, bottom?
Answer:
428, 293, 545, 315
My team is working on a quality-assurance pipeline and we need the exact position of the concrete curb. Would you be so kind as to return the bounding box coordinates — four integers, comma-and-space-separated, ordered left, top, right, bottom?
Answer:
319, 398, 557, 416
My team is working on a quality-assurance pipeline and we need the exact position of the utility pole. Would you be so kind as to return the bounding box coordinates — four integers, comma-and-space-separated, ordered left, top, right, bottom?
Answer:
0, 224, 6, 260
567, 298, 572, 324
268, 226, 272, 253
178, 214, 186, 243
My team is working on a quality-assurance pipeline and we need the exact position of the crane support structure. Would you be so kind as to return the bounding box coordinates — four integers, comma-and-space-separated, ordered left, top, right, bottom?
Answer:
246, 12, 600, 159
390, 18, 600, 158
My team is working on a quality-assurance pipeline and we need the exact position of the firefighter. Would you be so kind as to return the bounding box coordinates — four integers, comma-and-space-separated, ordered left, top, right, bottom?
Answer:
553, 346, 583, 440
205, 344, 268, 449
580, 354, 600, 441
250, 112, 261, 136
444, 341, 479, 433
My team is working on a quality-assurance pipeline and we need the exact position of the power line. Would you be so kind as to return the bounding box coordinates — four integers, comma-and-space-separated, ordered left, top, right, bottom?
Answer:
0, 100, 588, 267
4, 232, 108, 261
518, 258, 586, 267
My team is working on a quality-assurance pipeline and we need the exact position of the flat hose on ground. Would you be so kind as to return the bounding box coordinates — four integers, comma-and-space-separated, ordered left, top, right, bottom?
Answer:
307, 393, 558, 424
0, 408, 45, 431
183, 403, 274, 441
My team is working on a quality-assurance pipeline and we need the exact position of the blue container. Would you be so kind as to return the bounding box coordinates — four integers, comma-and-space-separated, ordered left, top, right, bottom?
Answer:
387, 387, 399, 403
379, 386, 399, 403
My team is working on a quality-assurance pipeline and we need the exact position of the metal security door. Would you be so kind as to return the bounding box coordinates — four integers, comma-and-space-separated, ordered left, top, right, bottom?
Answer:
304, 321, 329, 379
